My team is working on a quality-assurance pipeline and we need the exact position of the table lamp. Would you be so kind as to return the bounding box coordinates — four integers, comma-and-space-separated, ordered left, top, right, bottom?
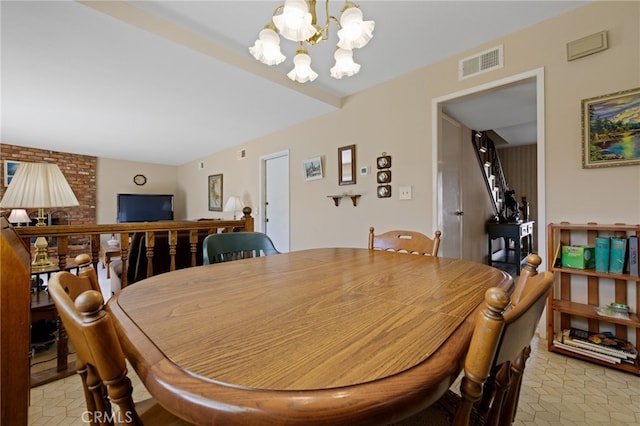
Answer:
224, 196, 244, 220
8, 209, 30, 226
0, 162, 79, 268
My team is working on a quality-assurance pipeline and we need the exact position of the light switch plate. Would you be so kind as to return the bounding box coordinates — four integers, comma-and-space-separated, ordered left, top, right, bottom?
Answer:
399, 185, 412, 200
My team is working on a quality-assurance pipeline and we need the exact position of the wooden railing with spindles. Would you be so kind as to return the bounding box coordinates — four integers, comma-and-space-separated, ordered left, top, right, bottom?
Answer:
15, 207, 254, 288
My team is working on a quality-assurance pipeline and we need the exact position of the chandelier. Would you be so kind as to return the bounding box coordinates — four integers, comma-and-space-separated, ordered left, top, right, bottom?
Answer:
249, 0, 375, 83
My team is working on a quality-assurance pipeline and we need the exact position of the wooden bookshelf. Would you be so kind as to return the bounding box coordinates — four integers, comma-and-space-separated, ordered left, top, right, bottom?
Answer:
547, 222, 640, 375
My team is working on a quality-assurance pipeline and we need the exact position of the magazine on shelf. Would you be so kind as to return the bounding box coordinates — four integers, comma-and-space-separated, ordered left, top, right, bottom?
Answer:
553, 334, 621, 364
594, 303, 631, 320
561, 328, 637, 360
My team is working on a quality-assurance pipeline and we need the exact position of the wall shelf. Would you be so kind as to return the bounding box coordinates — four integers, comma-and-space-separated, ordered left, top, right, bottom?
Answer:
327, 194, 361, 207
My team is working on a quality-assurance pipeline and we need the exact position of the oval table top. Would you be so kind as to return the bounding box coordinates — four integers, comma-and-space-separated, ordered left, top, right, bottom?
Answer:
107, 248, 512, 425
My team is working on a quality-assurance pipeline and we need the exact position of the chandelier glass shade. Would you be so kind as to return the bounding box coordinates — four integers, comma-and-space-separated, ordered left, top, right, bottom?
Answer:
287, 48, 319, 83
249, 27, 286, 65
249, 0, 374, 83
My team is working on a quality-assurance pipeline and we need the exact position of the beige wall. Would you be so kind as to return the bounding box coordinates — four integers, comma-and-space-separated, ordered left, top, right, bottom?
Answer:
96, 157, 178, 224
170, 1, 639, 253
92, 2, 639, 253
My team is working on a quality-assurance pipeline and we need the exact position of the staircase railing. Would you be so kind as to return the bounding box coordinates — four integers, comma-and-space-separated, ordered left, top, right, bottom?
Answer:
471, 131, 510, 222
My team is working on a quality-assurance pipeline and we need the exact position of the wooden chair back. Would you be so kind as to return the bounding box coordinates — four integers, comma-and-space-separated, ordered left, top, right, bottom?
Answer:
454, 254, 553, 426
48, 254, 188, 425
368, 226, 441, 256
203, 231, 280, 264
481, 255, 554, 426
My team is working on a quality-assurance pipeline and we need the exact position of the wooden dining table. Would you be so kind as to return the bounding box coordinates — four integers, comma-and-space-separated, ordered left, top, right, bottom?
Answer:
107, 248, 513, 425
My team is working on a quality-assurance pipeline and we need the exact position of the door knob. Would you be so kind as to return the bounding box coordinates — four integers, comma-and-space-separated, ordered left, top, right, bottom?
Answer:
455, 210, 464, 216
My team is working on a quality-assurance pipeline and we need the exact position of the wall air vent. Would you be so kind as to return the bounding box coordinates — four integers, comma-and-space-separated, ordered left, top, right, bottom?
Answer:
237, 148, 246, 160
459, 45, 504, 80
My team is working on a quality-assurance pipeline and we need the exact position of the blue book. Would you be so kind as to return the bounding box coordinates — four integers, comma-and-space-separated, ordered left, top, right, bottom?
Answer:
609, 238, 627, 274
594, 237, 610, 273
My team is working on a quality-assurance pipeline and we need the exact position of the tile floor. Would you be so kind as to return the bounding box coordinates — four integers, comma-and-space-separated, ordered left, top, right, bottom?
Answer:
27, 264, 640, 425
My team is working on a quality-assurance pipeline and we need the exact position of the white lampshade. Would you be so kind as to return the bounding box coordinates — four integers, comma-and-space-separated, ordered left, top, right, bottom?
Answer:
337, 6, 375, 50
287, 51, 318, 83
0, 162, 79, 209
330, 48, 360, 79
224, 196, 245, 219
0, 162, 79, 268
8, 209, 30, 225
272, 0, 316, 42
249, 27, 286, 65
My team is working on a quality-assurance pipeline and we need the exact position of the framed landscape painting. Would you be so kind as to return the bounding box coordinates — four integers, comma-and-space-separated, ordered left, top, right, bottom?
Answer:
208, 174, 223, 211
303, 157, 323, 181
582, 87, 640, 168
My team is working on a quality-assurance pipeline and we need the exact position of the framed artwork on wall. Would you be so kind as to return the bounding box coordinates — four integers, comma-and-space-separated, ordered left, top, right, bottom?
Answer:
208, 174, 223, 211
4, 160, 22, 187
582, 87, 640, 169
303, 157, 323, 181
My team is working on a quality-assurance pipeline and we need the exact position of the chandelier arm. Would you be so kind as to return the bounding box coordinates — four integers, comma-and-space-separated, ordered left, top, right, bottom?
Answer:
271, 4, 285, 19
341, 0, 359, 12
329, 15, 341, 29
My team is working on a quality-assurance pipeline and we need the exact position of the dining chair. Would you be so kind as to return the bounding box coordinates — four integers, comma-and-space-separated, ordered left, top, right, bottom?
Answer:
392, 253, 553, 426
369, 226, 442, 256
48, 254, 190, 426
203, 231, 280, 264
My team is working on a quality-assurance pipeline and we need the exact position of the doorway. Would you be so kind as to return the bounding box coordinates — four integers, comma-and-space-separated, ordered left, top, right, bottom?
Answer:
432, 68, 547, 270
260, 151, 290, 252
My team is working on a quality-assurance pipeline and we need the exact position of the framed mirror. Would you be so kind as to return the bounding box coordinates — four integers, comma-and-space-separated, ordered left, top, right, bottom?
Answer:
338, 144, 356, 185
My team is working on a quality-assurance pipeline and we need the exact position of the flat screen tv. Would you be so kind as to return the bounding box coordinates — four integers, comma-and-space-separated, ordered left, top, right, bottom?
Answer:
117, 194, 174, 223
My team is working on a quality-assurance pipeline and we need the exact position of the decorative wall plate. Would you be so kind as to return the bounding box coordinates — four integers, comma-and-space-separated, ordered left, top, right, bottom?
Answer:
377, 170, 391, 184
377, 185, 391, 198
376, 155, 391, 169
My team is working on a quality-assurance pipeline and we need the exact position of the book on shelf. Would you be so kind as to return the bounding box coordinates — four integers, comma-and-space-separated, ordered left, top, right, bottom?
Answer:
561, 328, 637, 361
609, 237, 627, 274
629, 236, 638, 277
594, 237, 610, 273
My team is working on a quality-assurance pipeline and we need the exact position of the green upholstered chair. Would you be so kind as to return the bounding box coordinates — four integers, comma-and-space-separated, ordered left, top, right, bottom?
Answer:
203, 232, 280, 264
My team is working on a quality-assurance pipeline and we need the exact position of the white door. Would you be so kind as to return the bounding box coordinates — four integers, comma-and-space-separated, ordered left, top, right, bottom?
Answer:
263, 152, 290, 252
440, 113, 463, 258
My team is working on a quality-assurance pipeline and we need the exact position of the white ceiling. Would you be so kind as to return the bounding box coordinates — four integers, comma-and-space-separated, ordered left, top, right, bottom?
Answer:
1, 1, 589, 165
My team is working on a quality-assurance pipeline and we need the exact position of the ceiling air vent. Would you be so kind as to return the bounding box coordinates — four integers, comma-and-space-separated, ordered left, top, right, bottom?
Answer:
459, 45, 503, 80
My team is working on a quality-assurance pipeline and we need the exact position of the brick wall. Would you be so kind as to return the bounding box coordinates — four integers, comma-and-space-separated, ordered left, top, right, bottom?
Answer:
0, 143, 97, 225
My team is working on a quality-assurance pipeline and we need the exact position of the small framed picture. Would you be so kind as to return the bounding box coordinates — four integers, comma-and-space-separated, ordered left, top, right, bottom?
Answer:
4, 160, 22, 187
303, 156, 323, 181
208, 174, 223, 211
582, 87, 640, 168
